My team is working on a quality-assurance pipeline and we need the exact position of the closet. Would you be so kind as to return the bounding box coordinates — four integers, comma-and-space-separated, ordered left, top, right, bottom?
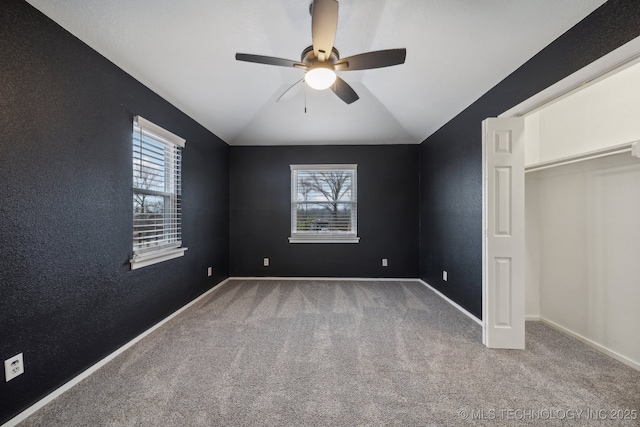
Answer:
524, 59, 640, 369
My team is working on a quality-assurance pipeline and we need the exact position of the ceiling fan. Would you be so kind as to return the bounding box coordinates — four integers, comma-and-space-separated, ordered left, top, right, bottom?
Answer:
235, 0, 406, 105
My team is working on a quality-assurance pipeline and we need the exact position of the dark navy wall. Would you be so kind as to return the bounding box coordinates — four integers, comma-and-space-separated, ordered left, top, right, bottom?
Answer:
230, 145, 419, 278
419, 0, 640, 319
0, 1, 229, 423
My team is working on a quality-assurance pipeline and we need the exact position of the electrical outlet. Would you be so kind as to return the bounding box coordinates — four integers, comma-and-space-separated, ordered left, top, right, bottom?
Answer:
443, 271, 448, 281
382, 258, 388, 267
207, 267, 212, 277
5, 353, 24, 382
263, 258, 269, 267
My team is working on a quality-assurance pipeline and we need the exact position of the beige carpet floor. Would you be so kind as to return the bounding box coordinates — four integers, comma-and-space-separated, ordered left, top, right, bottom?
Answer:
20, 279, 640, 426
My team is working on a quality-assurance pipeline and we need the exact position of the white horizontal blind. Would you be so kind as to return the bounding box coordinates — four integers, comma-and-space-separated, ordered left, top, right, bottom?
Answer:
133, 116, 184, 256
291, 165, 357, 238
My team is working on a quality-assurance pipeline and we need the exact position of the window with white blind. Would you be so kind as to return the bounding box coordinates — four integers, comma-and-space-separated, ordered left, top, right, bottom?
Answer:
130, 116, 187, 269
289, 164, 359, 243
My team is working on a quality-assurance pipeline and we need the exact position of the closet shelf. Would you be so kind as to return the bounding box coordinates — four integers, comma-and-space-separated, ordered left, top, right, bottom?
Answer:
525, 140, 639, 173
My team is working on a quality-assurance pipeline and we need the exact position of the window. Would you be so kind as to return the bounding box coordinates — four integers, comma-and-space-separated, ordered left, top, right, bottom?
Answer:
130, 116, 187, 269
289, 164, 359, 243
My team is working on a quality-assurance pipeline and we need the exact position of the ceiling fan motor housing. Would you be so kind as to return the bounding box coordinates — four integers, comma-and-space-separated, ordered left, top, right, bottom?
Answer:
301, 45, 340, 66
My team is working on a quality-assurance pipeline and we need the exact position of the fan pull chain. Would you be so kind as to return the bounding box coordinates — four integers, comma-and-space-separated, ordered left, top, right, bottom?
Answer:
304, 80, 307, 113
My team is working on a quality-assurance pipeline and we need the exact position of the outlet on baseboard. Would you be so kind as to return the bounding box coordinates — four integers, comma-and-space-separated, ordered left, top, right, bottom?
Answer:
263, 258, 269, 267
5, 353, 24, 382
382, 258, 388, 267
443, 270, 448, 281
207, 267, 212, 277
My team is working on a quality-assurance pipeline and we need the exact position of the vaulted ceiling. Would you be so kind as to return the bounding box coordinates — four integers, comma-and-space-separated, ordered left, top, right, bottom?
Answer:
27, 0, 605, 145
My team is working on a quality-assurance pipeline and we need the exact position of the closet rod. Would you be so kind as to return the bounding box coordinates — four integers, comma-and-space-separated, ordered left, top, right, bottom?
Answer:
525, 140, 639, 173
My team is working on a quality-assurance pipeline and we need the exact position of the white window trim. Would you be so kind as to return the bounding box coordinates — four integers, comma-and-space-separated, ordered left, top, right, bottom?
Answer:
130, 247, 188, 270
130, 116, 187, 269
135, 116, 186, 148
289, 164, 359, 244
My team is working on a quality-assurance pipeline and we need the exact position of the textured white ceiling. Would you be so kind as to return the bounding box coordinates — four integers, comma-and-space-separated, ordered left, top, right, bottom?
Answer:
26, 0, 605, 145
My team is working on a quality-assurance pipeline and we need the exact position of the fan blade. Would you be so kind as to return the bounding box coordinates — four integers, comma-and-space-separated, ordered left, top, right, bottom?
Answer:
311, 0, 338, 62
277, 79, 304, 102
334, 48, 406, 71
236, 53, 306, 69
331, 77, 359, 104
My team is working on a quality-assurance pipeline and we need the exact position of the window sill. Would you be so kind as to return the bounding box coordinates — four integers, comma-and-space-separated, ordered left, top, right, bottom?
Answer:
130, 247, 188, 270
288, 236, 359, 244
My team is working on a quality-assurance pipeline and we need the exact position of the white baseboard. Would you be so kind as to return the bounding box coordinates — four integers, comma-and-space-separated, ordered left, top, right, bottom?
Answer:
2, 278, 232, 427
418, 280, 483, 326
525, 315, 541, 321
540, 317, 640, 372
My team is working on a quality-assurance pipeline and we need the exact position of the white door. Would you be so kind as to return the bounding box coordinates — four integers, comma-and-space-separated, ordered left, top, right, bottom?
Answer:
482, 117, 525, 349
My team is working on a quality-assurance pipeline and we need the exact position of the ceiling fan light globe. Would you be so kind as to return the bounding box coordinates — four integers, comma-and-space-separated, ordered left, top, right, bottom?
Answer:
305, 68, 336, 90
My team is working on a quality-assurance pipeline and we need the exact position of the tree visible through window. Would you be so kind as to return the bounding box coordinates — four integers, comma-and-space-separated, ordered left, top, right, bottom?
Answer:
131, 116, 187, 269
290, 165, 358, 243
